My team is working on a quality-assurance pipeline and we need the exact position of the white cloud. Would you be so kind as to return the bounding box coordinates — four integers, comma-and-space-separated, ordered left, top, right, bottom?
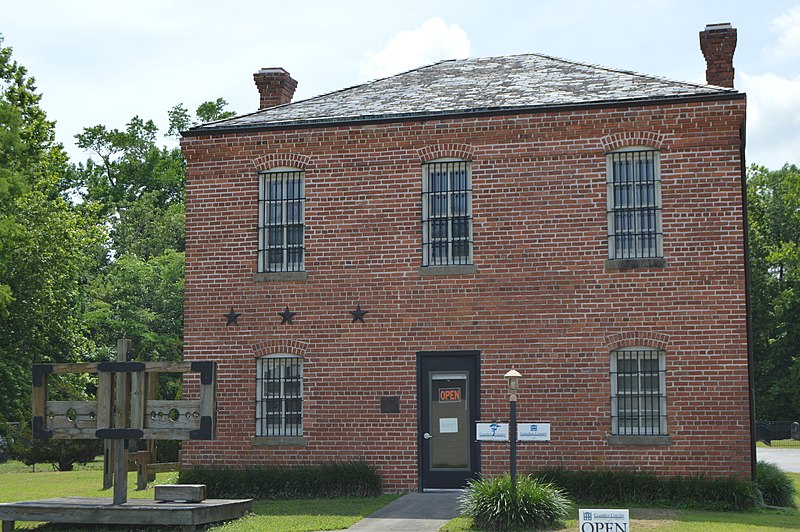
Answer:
766, 5, 800, 60
359, 17, 470, 82
740, 72, 800, 168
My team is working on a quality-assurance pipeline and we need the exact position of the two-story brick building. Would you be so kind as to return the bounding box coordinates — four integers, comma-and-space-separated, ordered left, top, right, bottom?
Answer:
180, 24, 752, 492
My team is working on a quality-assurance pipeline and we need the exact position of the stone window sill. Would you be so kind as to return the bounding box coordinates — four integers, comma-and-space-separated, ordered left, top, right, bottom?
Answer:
418, 264, 478, 276
253, 272, 308, 282
605, 258, 667, 271
607, 434, 672, 446
252, 436, 307, 447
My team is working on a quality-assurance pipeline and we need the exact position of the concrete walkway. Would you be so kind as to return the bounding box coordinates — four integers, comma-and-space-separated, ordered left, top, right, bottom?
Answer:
340, 492, 462, 531
757, 447, 800, 472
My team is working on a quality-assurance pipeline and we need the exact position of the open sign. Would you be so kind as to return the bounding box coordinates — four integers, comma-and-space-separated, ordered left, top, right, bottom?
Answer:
438, 388, 461, 402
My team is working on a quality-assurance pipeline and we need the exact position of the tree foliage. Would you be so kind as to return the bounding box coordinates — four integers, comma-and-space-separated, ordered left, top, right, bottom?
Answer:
748, 164, 800, 420
1, 34, 236, 424
1, 414, 101, 471
166, 98, 236, 138
71, 99, 233, 364
0, 37, 104, 420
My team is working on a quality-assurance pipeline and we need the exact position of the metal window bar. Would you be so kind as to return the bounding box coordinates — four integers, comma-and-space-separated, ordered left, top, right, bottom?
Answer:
255, 357, 303, 437
610, 349, 666, 435
258, 171, 305, 272
421, 161, 472, 266
607, 151, 662, 259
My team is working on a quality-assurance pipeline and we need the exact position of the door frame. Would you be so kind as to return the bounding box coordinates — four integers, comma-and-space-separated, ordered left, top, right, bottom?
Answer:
416, 350, 481, 491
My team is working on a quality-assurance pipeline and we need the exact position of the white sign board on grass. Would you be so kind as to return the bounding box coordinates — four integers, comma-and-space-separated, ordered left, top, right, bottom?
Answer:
476, 422, 508, 441
517, 422, 550, 442
578, 509, 629, 532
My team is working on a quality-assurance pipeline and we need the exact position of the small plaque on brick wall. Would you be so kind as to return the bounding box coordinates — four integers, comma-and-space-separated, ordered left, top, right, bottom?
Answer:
380, 396, 400, 413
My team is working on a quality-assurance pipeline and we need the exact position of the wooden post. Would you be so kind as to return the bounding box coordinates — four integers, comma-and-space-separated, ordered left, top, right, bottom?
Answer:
102, 439, 114, 489
147, 373, 158, 482
136, 450, 149, 490
113, 339, 131, 505
99, 369, 114, 489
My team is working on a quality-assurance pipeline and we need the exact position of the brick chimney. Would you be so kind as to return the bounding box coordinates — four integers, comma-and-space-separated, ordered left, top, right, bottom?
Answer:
253, 68, 298, 110
699, 23, 737, 88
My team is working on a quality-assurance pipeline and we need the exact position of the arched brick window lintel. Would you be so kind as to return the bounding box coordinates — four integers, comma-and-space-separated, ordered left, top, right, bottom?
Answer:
252, 339, 309, 359
600, 132, 666, 152
605, 332, 669, 352
417, 144, 475, 162
253, 153, 312, 172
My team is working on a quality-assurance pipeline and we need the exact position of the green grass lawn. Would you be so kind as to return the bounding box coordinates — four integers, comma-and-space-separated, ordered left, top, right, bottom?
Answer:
444, 507, 800, 531
443, 472, 800, 532
2, 460, 798, 531
0, 459, 399, 530
757, 440, 800, 448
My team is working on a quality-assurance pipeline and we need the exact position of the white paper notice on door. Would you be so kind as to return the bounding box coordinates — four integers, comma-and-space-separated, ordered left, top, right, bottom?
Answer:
439, 418, 459, 433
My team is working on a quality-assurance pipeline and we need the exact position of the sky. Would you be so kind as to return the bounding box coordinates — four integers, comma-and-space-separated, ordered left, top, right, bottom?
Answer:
3, 0, 800, 169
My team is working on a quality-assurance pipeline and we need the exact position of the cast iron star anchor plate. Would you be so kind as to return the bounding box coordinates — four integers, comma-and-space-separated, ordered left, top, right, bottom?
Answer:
279, 307, 297, 324
224, 308, 241, 326
349, 304, 368, 323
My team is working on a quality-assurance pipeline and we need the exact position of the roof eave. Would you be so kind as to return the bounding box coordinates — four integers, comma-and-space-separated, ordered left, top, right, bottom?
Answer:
181, 91, 744, 138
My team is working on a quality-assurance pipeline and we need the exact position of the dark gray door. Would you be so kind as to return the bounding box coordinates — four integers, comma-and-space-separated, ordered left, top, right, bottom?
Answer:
418, 351, 479, 490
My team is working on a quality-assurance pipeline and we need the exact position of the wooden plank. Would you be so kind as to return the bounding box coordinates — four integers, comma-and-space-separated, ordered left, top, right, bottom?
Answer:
141, 362, 192, 373
44, 401, 98, 430
112, 339, 131, 506
49, 363, 99, 374
103, 440, 113, 489
45, 429, 98, 440
96, 372, 112, 430
147, 462, 181, 473
144, 400, 202, 431
146, 372, 158, 481
141, 429, 192, 441
154, 484, 206, 502
112, 439, 127, 505
32, 377, 47, 421
127, 461, 180, 473
136, 451, 149, 491
130, 372, 145, 430
0, 497, 253, 527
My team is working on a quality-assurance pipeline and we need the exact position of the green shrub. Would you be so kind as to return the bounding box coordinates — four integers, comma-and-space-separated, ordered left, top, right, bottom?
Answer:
756, 460, 797, 508
0, 418, 101, 471
179, 461, 381, 498
533, 468, 763, 511
460, 474, 571, 531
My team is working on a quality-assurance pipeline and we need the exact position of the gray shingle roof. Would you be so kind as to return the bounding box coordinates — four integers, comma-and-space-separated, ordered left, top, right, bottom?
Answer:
191, 53, 737, 132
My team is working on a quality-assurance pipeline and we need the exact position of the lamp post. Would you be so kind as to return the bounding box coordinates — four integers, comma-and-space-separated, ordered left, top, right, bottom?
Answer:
504, 369, 522, 485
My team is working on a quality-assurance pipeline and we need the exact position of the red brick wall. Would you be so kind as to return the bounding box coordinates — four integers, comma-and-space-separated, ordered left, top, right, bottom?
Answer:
180, 97, 750, 492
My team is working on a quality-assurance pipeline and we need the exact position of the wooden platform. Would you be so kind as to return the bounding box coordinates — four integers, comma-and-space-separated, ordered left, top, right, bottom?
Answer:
0, 496, 253, 531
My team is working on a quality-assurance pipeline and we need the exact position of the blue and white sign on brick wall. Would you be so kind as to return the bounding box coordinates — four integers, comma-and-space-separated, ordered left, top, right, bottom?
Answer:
578, 509, 629, 531
475, 422, 509, 442
517, 422, 550, 442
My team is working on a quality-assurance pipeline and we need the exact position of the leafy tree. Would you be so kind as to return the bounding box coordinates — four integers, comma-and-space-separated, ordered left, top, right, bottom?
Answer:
0, 36, 104, 421
73, 100, 234, 364
166, 98, 236, 138
1, 414, 101, 471
86, 250, 184, 362
748, 164, 800, 420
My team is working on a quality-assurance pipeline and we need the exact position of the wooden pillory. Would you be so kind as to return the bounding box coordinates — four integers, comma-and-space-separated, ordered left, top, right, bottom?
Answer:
32, 340, 216, 505
0, 340, 252, 531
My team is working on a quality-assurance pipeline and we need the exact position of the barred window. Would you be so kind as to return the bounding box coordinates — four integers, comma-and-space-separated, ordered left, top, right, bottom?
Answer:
258, 170, 305, 272
610, 349, 667, 436
422, 160, 472, 266
607, 150, 662, 259
256, 355, 303, 437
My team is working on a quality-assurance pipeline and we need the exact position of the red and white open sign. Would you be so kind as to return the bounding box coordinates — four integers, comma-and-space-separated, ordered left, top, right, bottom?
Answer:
438, 388, 462, 402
